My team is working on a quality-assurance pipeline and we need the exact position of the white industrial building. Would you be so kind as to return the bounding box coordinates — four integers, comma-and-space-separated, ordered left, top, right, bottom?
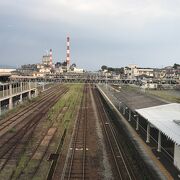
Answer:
71, 67, 84, 73
42, 55, 51, 66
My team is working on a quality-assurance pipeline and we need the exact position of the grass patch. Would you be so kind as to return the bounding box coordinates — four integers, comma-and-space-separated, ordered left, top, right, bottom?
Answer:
121, 85, 180, 103
146, 89, 180, 103
9, 127, 16, 133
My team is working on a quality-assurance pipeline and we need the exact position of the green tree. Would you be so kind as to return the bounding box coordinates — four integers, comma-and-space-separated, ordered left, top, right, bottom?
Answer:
101, 65, 107, 70
173, 63, 180, 69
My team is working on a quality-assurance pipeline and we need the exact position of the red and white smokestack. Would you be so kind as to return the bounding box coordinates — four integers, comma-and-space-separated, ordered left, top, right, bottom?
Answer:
66, 36, 70, 70
49, 49, 53, 67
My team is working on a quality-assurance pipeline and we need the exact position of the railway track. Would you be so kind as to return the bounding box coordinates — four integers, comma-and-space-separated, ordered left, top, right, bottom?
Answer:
0, 83, 140, 179
0, 86, 68, 153
15, 104, 72, 180
0, 85, 68, 141
0, 85, 69, 176
0, 85, 62, 135
48, 84, 139, 180
62, 84, 88, 180
46, 86, 85, 180
93, 86, 137, 180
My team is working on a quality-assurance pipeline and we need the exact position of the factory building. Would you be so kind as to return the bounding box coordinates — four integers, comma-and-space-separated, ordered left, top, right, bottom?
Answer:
42, 49, 53, 67
42, 55, 51, 66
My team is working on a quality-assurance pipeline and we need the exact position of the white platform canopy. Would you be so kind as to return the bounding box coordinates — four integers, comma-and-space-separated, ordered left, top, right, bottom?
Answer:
136, 103, 180, 145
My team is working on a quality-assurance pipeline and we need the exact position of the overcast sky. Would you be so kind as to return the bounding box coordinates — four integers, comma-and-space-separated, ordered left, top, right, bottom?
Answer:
0, 0, 180, 70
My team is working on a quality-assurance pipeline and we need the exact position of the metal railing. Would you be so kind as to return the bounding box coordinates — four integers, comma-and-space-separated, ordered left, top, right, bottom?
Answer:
0, 82, 37, 99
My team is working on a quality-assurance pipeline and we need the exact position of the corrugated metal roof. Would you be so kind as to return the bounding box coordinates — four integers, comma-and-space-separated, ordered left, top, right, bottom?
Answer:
136, 103, 180, 145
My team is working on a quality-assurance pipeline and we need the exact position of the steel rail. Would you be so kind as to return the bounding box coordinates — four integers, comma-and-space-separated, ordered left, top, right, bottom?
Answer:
93, 88, 123, 180
0, 86, 65, 134
93, 87, 136, 180
0, 88, 68, 159
82, 84, 88, 179
66, 84, 87, 180
98, 92, 136, 180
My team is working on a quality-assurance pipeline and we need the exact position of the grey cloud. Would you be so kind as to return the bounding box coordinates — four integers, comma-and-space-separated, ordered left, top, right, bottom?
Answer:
0, 0, 180, 70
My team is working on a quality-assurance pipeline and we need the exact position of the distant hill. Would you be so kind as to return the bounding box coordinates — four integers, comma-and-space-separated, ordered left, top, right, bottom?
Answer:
0, 65, 16, 69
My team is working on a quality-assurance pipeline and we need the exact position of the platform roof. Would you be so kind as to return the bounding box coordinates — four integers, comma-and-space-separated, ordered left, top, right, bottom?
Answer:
136, 103, 180, 145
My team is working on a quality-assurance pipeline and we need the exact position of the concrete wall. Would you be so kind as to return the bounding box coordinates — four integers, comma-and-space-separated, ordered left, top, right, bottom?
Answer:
174, 144, 180, 171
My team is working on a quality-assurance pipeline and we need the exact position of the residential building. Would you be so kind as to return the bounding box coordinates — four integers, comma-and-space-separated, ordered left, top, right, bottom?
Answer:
124, 64, 154, 79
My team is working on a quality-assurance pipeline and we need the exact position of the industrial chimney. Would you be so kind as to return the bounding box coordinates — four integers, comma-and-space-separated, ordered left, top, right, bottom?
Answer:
66, 36, 70, 70
49, 49, 52, 67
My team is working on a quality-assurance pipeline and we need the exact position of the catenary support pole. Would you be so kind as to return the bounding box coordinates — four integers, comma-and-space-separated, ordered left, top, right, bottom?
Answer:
128, 109, 131, 121
136, 115, 139, 131
146, 122, 150, 143
157, 131, 161, 152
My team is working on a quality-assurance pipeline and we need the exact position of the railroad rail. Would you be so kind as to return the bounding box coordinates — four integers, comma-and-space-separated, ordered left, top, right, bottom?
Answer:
11, 93, 80, 179
93, 86, 137, 180
0, 85, 66, 136
46, 85, 86, 180
62, 84, 88, 180
0, 85, 69, 176
0, 86, 68, 156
